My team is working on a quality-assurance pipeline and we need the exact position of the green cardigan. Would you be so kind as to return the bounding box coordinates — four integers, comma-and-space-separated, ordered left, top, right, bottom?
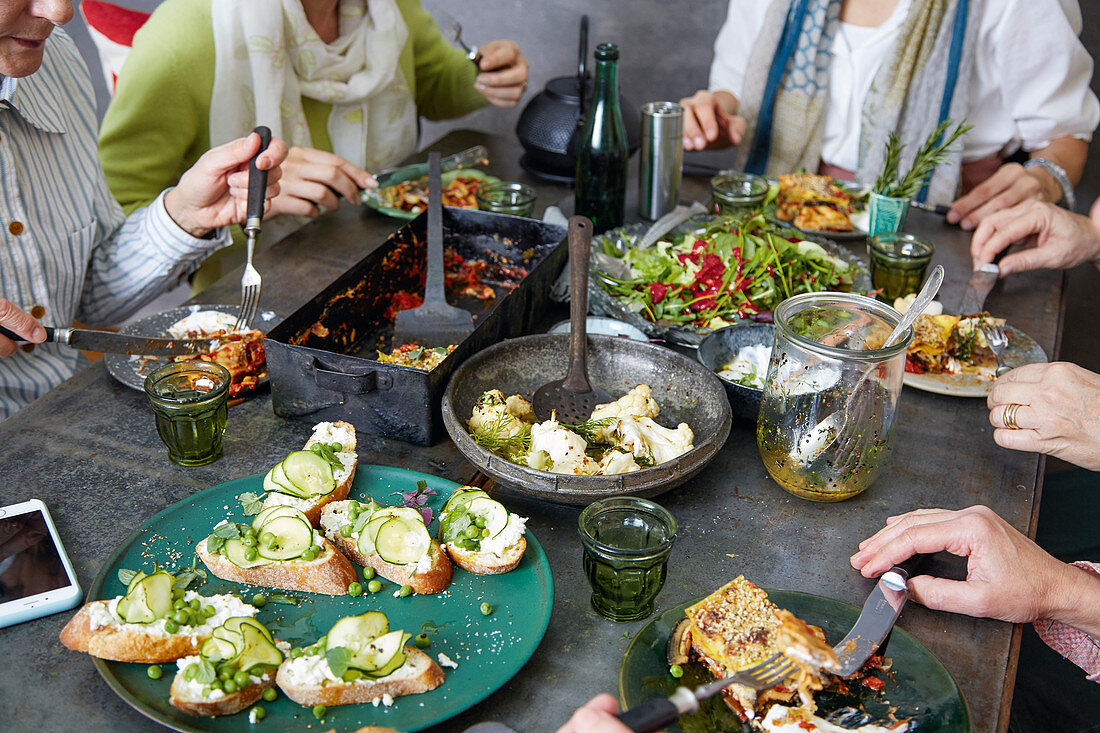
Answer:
97, 0, 486, 285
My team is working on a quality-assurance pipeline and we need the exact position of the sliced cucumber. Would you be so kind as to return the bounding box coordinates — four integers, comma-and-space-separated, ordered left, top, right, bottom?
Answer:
200, 634, 241, 664
326, 612, 390, 670
263, 464, 307, 498
357, 507, 422, 557
374, 518, 430, 565
223, 538, 270, 568
282, 451, 335, 497
125, 570, 147, 595
235, 621, 284, 672
118, 571, 174, 624
466, 497, 509, 538
442, 488, 489, 514
362, 630, 410, 677
224, 616, 276, 643
256, 516, 313, 561
251, 505, 302, 530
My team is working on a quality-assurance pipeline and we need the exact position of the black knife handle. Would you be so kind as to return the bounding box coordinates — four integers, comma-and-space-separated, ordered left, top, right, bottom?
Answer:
246, 126, 272, 226
617, 697, 681, 732
0, 325, 54, 343
894, 552, 933, 582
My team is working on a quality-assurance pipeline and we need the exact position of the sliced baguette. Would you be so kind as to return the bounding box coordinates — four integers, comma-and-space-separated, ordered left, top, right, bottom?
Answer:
276, 646, 444, 707
60, 602, 211, 663
196, 537, 357, 596
443, 535, 527, 575
169, 669, 275, 717
261, 420, 358, 526
320, 501, 452, 594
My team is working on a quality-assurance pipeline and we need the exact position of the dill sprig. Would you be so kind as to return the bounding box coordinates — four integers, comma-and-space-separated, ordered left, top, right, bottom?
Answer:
561, 416, 617, 445
874, 119, 972, 199
471, 410, 531, 461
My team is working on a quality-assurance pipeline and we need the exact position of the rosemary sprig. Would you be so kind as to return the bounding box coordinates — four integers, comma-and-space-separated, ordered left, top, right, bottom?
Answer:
471, 410, 531, 460
874, 119, 972, 199
561, 416, 617, 445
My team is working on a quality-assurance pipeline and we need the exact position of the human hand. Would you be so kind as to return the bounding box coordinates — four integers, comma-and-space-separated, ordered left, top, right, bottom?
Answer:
947, 162, 1058, 231
970, 200, 1100, 275
475, 40, 529, 108
268, 146, 375, 219
986, 361, 1100, 471
678, 89, 746, 151
556, 693, 652, 733
164, 131, 288, 237
0, 299, 45, 358
851, 505, 1074, 624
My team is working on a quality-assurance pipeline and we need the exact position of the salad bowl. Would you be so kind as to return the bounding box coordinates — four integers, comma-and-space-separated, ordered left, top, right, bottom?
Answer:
695, 323, 775, 421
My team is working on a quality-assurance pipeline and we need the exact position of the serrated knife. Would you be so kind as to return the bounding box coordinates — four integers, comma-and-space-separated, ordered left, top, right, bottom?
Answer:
0, 325, 218, 356
959, 262, 999, 315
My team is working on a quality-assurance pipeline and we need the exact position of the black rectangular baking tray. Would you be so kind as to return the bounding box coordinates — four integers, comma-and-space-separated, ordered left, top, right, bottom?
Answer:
264, 207, 566, 445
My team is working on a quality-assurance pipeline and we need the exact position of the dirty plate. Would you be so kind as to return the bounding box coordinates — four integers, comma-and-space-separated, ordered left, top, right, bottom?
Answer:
903, 325, 1047, 397
362, 169, 501, 220
620, 591, 969, 732
86, 464, 553, 733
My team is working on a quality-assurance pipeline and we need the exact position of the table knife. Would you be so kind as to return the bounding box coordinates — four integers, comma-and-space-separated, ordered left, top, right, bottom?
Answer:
959, 262, 1000, 315
372, 145, 490, 189
0, 325, 217, 356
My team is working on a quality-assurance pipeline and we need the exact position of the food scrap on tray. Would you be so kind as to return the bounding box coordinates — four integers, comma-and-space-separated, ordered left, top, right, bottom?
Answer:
376, 344, 456, 371
894, 295, 1005, 379
670, 576, 909, 731
467, 385, 694, 475
377, 175, 486, 213
167, 311, 266, 397
774, 173, 856, 233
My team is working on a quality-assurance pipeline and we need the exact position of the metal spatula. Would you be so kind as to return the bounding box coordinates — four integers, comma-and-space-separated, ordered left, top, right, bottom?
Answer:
394, 152, 474, 347
532, 216, 612, 422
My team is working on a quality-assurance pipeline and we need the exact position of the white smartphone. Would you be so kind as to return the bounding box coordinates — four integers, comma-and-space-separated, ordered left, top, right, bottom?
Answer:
0, 499, 82, 628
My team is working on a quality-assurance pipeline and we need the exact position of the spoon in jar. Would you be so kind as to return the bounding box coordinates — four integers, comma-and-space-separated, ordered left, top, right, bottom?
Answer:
790, 265, 944, 468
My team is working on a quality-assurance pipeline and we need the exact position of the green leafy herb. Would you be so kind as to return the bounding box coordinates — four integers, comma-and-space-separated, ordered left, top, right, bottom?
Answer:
439, 501, 473, 543
392, 479, 439, 525
193, 659, 216, 685
408, 347, 424, 361
472, 410, 532, 461
417, 620, 451, 639
432, 347, 449, 355
561, 416, 617, 444
265, 592, 302, 606
325, 646, 352, 677
172, 558, 206, 591
874, 119, 972, 198
308, 442, 345, 472
213, 522, 245, 540
238, 491, 264, 516
118, 568, 138, 587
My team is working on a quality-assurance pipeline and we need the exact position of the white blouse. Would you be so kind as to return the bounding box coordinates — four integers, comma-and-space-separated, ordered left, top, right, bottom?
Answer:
708, 0, 1099, 170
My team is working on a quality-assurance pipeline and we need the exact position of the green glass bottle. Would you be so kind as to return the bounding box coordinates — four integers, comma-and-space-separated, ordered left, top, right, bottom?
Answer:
575, 43, 628, 232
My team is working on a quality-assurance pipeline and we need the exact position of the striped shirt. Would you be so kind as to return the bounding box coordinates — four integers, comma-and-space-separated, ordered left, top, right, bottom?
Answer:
0, 30, 229, 420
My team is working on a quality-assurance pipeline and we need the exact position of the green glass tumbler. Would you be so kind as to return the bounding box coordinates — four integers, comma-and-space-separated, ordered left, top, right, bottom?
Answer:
144, 361, 230, 466
710, 172, 769, 218
868, 233, 935, 303
476, 182, 537, 217
579, 496, 677, 622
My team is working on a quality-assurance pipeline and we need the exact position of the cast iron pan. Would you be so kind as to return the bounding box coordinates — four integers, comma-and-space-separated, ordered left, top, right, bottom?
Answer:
442, 334, 732, 505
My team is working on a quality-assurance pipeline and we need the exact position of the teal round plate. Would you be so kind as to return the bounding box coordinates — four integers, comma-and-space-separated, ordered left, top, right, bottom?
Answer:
362, 169, 501, 220
87, 465, 554, 732
619, 591, 969, 732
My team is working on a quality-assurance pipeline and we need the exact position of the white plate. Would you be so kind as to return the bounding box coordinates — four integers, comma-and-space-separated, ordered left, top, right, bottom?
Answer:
903, 325, 1048, 397
548, 317, 648, 341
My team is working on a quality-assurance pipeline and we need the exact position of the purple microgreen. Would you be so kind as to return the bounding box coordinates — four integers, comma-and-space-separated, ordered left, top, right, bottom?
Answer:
420, 507, 433, 526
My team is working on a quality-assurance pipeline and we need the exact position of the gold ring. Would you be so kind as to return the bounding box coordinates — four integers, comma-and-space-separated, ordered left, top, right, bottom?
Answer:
1003, 403, 1022, 430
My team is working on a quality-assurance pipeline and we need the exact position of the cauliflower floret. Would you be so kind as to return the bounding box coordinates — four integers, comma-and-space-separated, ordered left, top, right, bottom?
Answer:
611, 416, 694, 465
597, 449, 642, 475
529, 419, 598, 475
589, 385, 661, 442
505, 394, 535, 423
469, 389, 529, 440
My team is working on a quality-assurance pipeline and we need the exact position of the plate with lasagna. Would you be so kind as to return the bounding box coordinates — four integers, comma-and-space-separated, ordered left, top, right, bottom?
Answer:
773, 174, 868, 240
105, 305, 282, 397
362, 168, 501, 220
620, 577, 969, 732
902, 310, 1047, 398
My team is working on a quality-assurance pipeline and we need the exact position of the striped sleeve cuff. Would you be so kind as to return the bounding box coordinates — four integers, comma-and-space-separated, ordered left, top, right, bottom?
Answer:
144, 188, 232, 264
1033, 561, 1100, 683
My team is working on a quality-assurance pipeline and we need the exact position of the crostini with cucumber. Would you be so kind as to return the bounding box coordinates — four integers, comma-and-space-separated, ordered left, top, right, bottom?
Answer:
60, 568, 260, 663
437, 487, 527, 574
196, 505, 358, 596
275, 611, 444, 707
169, 615, 285, 717
319, 498, 453, 595
260, 421, 358, 526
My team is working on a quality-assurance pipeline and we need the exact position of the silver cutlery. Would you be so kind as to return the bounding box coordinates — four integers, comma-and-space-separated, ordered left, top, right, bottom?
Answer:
233, 126, 271, 332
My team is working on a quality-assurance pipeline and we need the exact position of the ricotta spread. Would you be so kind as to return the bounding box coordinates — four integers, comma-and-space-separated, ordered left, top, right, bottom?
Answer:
371, 693, 395, 707
479, 513, 527, 557
88, 592, 256, 638
167, 311, 238, 338
174, 656, 226, 700
308, 422, 357, 486
280, 654, 342, 686
437, 652, 459, 669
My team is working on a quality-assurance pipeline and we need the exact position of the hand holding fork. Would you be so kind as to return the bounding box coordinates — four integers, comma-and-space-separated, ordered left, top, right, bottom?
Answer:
233, 126, 272, 332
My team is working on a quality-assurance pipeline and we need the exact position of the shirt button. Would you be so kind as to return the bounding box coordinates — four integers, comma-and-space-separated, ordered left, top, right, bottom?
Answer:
8, 221, 23, 235
29, 304, 45, 319
19, 343, 34, 353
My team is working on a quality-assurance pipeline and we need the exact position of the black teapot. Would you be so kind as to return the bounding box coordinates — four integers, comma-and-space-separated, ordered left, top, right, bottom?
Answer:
515, 15, 640, 183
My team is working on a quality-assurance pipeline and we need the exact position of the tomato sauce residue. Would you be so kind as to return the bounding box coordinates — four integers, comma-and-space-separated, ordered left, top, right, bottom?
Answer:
862, 675, 886, 692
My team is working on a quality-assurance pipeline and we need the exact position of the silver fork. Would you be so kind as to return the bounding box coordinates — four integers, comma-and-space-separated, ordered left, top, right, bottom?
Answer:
233, 126, 271, 332
616, 652, 796, 731
981, 324, 1013, 377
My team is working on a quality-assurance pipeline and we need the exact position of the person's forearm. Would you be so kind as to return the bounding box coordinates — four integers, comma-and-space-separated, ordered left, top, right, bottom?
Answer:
1047, 562, 1100, 638
1028, 137, 1089, 203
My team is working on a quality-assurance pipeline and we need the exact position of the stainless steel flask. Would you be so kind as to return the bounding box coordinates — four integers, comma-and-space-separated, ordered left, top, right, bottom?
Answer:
639, 102, 684, 220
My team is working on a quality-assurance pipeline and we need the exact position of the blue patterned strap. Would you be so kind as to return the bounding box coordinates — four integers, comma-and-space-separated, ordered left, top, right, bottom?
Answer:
915, 0, 969, 204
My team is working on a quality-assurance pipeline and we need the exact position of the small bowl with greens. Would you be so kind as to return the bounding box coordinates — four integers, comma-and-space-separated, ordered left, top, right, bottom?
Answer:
696, 323, 776, 420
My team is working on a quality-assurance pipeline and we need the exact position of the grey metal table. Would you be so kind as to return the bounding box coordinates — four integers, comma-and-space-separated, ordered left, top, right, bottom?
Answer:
0, 131, 1063, 733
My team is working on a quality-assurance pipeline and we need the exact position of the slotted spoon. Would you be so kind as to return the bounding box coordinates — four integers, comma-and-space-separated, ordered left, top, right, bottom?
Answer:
532, 216, 612, 422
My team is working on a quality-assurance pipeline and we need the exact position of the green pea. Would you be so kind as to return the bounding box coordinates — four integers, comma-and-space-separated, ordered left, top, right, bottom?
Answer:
246, 526, 258, 538
367, 580, 382, 594
259, 532, 275, 546
252, 593, 267, 608
312, 704, 327, 719
474, 515, 487, 529
189, 599, 201, 611
348, 582, 363, 597
245, 547, 259, 562
262, 687, 278, 702
289, 647, 303, 659
347, 507, 360, 522
312, 544, 323, 555
164, 619, 179, 634
317, 635, 327, 647
669, 664, 684, 678
210, 679, 224, 693
223, 679, 238, 694
480, 602, 493, 616
173, 599, 187, 611
242, 534, 257, 547
340, 525, 353, 538
414, 633, 430, 649
463, 525, 480, 539
481, 528, 491, 538
172, 588, 185, 601
172, 610, 190, 625
234, 671, 252, 688
184, 664, 198, 681
399, 585, 413, 598
362, 567, 376, 581
218, 667, 233, 681
147, 665, 163, 680
250, 706, 266, 721
201, 605, 216, 618
301, 548, 316, 562
347, 500, 360, 512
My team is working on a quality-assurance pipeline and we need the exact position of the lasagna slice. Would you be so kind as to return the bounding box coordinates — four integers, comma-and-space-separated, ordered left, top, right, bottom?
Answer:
775, 174, 854, 232
167, 311, 266, 397
684, 576, 838, 722
905, 313, 1005, 378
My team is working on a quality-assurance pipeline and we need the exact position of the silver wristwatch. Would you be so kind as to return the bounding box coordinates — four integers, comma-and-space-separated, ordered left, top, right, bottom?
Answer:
1023, 158, 1076, 211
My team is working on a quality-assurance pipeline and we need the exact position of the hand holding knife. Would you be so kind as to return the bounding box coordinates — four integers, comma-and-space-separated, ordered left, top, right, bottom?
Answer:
0, 325, 218, 356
